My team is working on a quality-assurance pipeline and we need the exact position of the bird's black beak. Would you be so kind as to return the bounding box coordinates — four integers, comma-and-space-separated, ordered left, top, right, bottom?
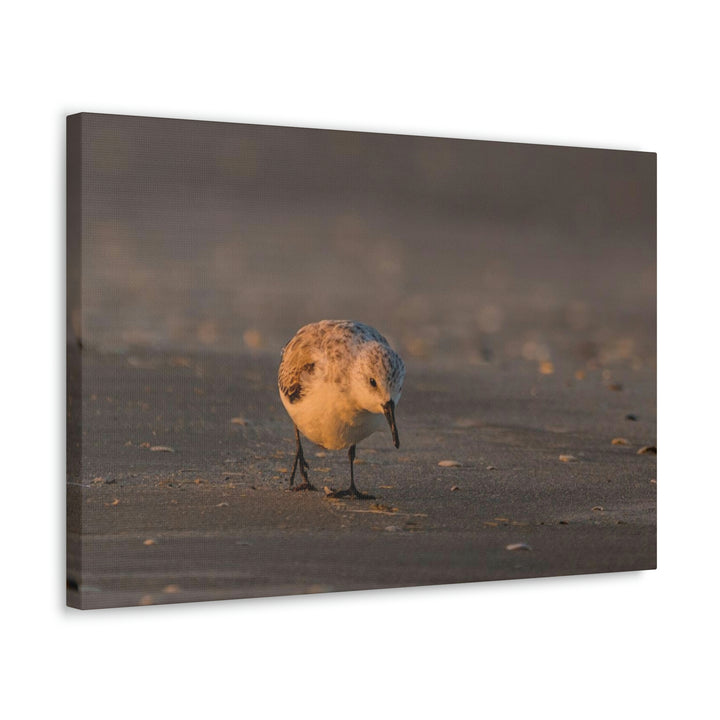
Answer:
383, 399, 400, 449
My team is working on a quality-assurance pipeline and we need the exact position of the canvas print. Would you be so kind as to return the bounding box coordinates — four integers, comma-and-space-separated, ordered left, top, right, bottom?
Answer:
66, 113, 656, 609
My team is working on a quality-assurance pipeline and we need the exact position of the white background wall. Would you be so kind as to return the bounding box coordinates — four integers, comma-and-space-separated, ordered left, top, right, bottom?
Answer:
2, 2, 715, 717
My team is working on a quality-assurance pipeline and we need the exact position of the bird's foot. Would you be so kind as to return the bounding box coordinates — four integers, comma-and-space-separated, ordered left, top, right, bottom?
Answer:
290, 481, 317, 492
325, 487, 375, 500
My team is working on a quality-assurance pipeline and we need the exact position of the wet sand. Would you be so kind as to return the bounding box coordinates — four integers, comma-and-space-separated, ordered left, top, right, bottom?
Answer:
67, 348, 656, 609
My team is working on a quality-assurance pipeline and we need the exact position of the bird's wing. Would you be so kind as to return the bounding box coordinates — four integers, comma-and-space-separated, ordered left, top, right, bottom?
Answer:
278, 334, 316, 404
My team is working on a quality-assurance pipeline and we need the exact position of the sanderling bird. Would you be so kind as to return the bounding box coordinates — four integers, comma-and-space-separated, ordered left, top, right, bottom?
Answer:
278, 320, 405, 499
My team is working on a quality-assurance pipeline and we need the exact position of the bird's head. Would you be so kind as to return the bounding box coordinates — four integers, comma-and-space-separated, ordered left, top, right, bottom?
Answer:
351, 342, 405, 448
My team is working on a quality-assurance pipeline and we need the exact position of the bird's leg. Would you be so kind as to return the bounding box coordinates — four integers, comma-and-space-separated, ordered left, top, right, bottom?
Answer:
289, 426, 315, 491
327, 444, 375, 500
347, 444, 360, 495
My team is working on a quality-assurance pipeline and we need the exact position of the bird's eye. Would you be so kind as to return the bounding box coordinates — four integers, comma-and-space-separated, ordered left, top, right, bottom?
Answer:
369, 378, 377, 388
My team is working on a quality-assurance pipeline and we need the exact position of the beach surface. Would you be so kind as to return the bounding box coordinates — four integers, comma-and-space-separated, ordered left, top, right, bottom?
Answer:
67, 347, 656, 609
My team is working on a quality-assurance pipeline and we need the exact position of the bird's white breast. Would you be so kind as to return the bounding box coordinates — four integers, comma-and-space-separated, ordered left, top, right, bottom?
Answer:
280, 379, 385, 450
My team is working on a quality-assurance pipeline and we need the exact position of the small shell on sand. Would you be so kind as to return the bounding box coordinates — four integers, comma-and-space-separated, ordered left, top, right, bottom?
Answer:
558, 454, 576, 462
506, 543, 532, 551
438, 460, 462, 467
637, 446, 657, 455
538, 361, 554, 375
611, 437, 630, 445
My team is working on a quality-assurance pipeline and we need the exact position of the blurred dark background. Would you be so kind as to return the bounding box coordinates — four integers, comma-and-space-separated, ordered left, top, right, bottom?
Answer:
73, 113, 655, 369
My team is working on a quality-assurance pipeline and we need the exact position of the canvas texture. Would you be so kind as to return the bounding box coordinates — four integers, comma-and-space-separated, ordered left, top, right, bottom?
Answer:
66, 113, 656, 609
